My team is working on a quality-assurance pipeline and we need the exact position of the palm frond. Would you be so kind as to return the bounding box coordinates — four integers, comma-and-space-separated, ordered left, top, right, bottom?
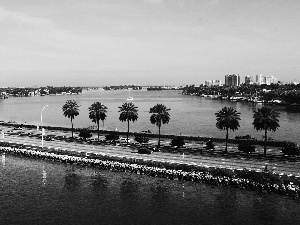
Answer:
215, 106, 240, 131
253, 106, 280, 132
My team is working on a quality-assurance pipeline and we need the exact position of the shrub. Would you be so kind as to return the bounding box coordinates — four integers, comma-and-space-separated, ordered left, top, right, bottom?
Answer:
170, 136, 185, 147
105, 133, 119, 141
134, 134, 149, 144
238, 141, 256, 153
0, 142, 11, 147
281, 142, 299, 156
211, 168, 235, 178
78, 128, 92, 140
205, 140, 214, 150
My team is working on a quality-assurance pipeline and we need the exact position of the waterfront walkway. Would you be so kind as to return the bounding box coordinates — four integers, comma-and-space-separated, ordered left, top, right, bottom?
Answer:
1, 126, 300, 177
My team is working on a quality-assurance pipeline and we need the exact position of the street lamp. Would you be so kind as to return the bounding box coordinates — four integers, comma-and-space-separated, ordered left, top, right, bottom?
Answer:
41, 105, 48, 148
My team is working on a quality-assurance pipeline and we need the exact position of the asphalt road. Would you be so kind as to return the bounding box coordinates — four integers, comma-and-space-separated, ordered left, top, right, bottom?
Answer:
1, 126, 300, 176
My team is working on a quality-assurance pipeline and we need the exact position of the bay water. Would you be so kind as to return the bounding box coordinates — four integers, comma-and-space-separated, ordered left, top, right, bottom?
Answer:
1, 154, 300, 225
0, 89, 300, 143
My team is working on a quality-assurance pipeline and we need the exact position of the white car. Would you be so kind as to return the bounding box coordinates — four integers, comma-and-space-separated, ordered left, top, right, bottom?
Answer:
119, 137, 130, 143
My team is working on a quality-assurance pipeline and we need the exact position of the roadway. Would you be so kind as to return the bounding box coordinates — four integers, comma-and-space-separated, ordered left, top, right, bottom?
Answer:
1, 126, 300, 176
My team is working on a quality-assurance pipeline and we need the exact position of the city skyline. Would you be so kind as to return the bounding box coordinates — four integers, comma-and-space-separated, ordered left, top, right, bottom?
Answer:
1, 0, 300, 87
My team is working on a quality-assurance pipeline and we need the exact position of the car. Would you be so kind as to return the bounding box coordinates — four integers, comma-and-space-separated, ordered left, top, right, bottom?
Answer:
138, 147, 152, 154
44, 136, 54, 141
119, 137, 130, 144
6, 130, 17, 135
18, 132, 28, 137
141, 130, 151, 134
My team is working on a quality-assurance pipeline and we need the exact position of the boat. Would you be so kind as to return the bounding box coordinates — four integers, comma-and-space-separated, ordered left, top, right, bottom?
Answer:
127, 97, 133, 101
127, 88, 133, 101
249, 97, 263, 103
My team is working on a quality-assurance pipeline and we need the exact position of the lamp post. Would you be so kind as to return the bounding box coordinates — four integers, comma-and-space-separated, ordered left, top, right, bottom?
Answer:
41, 105, 48, 148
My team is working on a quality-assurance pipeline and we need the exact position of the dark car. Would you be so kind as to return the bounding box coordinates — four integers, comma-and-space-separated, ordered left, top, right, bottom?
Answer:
141, 130, 151, 134
138, 147, 153, 154
18, 132, 28, 137
44, 136, 54, 141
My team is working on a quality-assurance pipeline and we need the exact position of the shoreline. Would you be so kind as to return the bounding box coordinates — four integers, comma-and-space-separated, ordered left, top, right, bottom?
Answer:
1, 143, 300, 200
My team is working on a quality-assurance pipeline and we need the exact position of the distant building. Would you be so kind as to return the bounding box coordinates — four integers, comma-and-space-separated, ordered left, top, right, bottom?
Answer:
225, 74, 240, 87
255, 74, 278, 85
205, 80, 212, 87
212, 80, 222, 86
264, 76, 277, 85
255, 74, 264, 85
245, 76, 253, 85
205, 80, 222, 87
291, 81, 300, 85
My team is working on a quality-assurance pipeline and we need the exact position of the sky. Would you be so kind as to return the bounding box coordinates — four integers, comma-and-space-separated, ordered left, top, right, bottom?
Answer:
0, 0, 300, 87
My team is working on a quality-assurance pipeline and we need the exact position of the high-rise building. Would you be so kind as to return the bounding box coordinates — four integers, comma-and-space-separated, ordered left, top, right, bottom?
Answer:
264, 76, 278, 85
256, 74, 264, 85
255, 74, 278, 85
212, 80, 222, 86
205, 80, 212, 87
225, 74, 240, 87
205, 80, 222, 86
245, 76, 253, 85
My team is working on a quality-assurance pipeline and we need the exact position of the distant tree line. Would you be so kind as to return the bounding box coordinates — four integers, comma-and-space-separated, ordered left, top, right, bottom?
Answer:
0, 86, 82, 97
182, 83, 300, 104
103, 85, 142, 90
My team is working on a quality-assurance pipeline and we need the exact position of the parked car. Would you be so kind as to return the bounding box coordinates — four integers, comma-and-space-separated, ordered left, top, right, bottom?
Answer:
119, 137, 130, 144
44, 136, 54, 141
138, 147, 152, 154
6, 130, 17, 135
18, 132, 28, 137
141, 130, 151, 134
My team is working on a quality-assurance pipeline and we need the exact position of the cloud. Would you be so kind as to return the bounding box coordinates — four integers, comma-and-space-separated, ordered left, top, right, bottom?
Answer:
142, 0, 162, 3
0, 7, 56, 33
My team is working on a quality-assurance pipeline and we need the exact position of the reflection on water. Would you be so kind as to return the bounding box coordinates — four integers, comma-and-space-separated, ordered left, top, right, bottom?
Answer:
1, 155, 300, 225
1, 153, 5, 167
64, 167, 81, 192
120, 178, 139, 202
91, 171, 108, 190
42, 164, 47, 187
253, 196, 277, 224
150, 180, 170, 206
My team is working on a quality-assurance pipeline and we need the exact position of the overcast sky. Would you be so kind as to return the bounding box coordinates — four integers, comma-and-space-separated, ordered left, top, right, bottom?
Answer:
0, 0, 299, 87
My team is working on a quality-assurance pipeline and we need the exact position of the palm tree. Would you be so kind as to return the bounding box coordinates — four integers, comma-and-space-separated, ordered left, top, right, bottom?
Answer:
215, 106, 241, 153
62, 100, 80, 139
118, 102, 138, 144
88, 102, 107, 141
149, 104, 170, 148
253, 106, 280, 156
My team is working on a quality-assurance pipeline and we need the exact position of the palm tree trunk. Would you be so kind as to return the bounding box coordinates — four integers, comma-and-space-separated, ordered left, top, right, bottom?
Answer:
264, 129, 267, 156
71, 118, 73, 139
127, 119, 129, 144
225, 128, 229, 153
97, 121, 100, 142
158, 125, 161, 148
